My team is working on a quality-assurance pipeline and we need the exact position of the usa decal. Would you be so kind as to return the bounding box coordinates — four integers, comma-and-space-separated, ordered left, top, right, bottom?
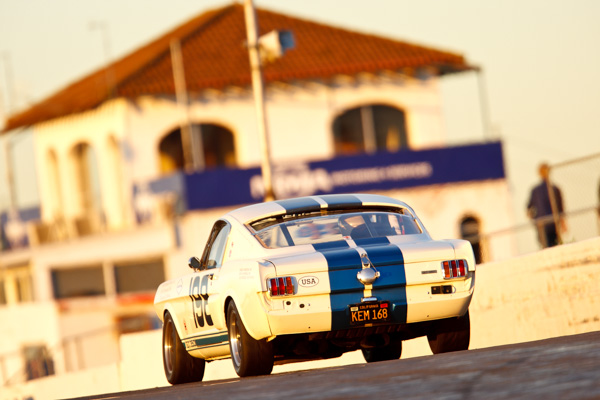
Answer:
299, 276, 319, 287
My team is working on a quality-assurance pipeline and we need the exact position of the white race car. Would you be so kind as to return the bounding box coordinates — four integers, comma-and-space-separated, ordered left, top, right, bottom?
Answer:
154, 194, 475, 384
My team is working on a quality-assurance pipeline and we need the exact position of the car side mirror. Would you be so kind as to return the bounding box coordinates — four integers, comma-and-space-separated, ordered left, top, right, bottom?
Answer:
188, 256, 202, 270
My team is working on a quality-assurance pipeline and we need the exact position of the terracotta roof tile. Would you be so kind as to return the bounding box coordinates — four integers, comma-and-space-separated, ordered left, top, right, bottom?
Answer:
3, 4, 475, 132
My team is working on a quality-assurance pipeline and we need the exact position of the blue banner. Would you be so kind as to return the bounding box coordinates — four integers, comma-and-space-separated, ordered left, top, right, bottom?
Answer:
183, 141, 505, 210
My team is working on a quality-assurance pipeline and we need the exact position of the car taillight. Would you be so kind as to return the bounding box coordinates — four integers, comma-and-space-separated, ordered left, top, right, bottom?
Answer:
268, 276, 296, 296
441, 259, 468, 279
443, 261, 450, 278
458, 259, 466, 276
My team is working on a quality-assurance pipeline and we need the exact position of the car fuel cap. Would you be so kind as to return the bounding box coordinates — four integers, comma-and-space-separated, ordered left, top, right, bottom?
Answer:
357, 253, 380, 285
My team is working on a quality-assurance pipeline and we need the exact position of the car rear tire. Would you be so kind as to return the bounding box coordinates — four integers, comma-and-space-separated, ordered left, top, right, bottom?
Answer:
227, 301, 274, 377
427, 310, 471, 354
361, 339, 402, 363
162, 311, 205, 384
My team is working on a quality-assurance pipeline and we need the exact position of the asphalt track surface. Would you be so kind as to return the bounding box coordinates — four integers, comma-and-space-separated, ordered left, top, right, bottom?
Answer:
75, 331, 600, 400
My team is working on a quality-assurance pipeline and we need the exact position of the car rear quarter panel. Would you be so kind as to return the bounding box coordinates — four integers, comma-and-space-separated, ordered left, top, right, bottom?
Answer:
154, 277, 191, 340
402, 238, 476, 322
212, 258, 276, 340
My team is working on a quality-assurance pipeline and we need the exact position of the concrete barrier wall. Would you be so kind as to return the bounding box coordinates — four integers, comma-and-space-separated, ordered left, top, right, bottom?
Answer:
402, 236, 600, 358
0, 364, 120, 400
470, 236, 600, 346
4, 237, 600, 399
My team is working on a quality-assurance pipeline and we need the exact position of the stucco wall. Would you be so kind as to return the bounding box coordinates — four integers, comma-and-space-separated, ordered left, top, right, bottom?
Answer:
33, 100, 130, 227
29, 75, 446, 230
129, 76, 445, 172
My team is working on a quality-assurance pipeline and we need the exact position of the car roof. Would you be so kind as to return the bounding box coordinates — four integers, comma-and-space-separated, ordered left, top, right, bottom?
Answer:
226, 194, 412, 226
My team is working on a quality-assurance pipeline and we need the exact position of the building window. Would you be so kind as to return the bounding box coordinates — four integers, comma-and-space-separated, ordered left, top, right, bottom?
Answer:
107, 136, 125, 225
201, 124, 236, 168
14, 266, 33, 303
71, 143, 102, 215
71, 143, 104, 236
158, 123, 236, 174
114, 259, 165, 294
0, 264, 33, 304
332, 104, 408, 156
0, 278, 6, 305
159, 130, 184, 173
51, 265, 105, 299
460, 216, 483, 264
23, 345, 55, 381
47, 149, 63, 218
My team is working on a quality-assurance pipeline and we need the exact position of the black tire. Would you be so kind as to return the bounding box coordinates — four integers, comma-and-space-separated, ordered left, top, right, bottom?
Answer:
227, 301, 274, 377
162, 311, 205, 384
427, 310, 471, 354
361, 339, 402, 363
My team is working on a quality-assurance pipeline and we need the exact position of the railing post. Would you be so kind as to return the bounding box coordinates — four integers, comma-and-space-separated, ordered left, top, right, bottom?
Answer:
0, 355, 6, 386
75, 337, 84, 371
546, 167, 563, 245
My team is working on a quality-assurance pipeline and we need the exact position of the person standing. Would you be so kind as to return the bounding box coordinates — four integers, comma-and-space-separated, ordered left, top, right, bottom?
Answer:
527, 163, 565, 248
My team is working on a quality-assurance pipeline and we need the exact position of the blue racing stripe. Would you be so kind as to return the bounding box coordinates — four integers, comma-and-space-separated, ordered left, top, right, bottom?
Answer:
317, 238, 408, 330
362, 241, 407, 324
372, 287, 407, 324
276, 197, 321, 214
354, 237, 390, 247
317, 246, 364, 330
360, 238, 405, 267
319, 247, 362, 271
313, 241, 349, 251
319, 194, 363, 210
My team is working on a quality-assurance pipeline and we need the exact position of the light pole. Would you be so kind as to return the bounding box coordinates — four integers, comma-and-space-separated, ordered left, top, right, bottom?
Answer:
244, 0, 275, 202
1, 53, 16, 115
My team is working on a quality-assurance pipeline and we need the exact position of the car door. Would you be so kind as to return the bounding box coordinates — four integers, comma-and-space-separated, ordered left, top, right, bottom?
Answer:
184, 220, 231, 357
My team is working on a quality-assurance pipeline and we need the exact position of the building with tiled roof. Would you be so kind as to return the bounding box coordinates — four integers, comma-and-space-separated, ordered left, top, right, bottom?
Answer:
0, 4, 513, 397
3, 4, 472, 132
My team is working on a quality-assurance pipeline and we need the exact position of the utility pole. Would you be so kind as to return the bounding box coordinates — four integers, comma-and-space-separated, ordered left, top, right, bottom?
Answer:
1, 53, 17, 212
90, 21, 116, 98
244, 0, 275, 202
170, 39, 204, 171
476, 67, 492, 141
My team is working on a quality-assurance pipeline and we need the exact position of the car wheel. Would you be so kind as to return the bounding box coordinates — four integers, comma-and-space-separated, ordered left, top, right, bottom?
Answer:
361, 339, 402, 363
227, 301, 274, 377
427, 310, 471, 354
162, 311, 205, 384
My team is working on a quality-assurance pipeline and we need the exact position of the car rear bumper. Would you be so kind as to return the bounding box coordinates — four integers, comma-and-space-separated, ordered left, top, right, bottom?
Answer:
406, 274, 474, 323
264, 275, 474, 337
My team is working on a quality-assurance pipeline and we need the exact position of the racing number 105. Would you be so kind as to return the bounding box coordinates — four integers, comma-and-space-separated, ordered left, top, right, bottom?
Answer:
189, 275, 213, 328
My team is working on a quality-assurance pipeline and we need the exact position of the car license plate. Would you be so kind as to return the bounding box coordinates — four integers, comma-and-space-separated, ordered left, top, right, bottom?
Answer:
349, 301, 391, 325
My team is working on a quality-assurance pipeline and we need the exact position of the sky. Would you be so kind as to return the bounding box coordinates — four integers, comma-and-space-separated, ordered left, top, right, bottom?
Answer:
1, 0, 599, 228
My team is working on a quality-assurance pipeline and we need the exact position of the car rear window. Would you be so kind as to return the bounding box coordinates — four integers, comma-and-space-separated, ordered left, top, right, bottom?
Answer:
251, 210, 422, 249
